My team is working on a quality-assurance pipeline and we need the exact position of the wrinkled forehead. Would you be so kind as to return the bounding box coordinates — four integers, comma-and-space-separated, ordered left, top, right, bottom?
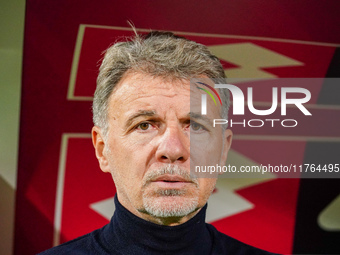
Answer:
111, 72, 192, 99
106, 72, 194, 118
107, 72, 221, 118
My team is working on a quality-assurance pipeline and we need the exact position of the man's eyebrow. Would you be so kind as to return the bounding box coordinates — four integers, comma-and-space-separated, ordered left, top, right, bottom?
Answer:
188, 112, 212, 124
125, 110, 157, 128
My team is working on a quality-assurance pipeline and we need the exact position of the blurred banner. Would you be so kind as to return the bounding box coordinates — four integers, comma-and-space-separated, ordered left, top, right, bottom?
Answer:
15, 1, 340, 254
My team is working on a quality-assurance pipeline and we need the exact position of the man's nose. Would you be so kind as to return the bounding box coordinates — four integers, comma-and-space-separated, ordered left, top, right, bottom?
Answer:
155, 125, 189, 163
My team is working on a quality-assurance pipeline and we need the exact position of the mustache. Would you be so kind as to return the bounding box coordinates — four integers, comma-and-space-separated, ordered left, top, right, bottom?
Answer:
142, 164, 198, 187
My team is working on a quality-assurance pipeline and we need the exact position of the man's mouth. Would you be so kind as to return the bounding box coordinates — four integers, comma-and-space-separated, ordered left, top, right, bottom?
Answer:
153, 175, 191, 183
151, 175, 192, 188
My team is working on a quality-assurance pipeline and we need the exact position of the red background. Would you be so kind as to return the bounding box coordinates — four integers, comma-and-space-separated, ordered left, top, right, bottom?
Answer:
15, 1, 340, 254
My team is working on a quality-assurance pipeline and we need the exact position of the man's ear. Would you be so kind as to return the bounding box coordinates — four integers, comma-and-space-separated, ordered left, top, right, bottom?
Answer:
220, 128, 233, 166
92, 126, 111, 173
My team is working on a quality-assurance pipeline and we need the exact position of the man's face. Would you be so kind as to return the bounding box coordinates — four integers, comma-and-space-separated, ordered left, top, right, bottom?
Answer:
92, 72, 232, 225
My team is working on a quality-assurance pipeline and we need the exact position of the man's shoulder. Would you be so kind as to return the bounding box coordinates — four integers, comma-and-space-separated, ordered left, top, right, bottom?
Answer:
37, 230, 101, 255
206, 223, 281, 255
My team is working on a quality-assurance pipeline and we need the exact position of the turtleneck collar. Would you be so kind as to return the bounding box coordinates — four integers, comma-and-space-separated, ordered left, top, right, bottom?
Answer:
100, 195, 213, 254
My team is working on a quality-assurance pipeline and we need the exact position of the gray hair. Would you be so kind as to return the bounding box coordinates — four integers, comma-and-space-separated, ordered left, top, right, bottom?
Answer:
93, 31, 229, 135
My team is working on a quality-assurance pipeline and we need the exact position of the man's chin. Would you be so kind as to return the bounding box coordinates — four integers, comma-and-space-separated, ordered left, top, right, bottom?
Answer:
141, 193, 199, 218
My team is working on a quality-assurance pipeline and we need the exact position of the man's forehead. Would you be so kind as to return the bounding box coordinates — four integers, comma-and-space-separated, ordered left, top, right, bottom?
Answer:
106, 73, 192, 118
106, 72, 221, 119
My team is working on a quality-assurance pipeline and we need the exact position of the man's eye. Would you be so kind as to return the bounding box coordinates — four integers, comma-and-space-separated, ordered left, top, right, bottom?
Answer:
137, 122, 151, 130
190, 122, 204, 131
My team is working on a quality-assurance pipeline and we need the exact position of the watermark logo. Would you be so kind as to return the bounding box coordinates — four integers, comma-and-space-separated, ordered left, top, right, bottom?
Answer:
201, 84, 311, 116
194, 78, 313, 128
196, 82, 222, 115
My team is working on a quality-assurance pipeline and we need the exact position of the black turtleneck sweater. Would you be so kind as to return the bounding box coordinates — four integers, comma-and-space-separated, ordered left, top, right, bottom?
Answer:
39, 196, 279, 255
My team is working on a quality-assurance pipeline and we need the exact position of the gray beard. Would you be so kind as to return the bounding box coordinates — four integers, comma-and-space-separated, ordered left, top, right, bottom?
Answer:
142, 190, 199, 218
141, 164, 199, 218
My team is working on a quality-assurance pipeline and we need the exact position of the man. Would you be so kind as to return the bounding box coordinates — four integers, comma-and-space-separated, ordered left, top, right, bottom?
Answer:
39, 31, 278, 254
